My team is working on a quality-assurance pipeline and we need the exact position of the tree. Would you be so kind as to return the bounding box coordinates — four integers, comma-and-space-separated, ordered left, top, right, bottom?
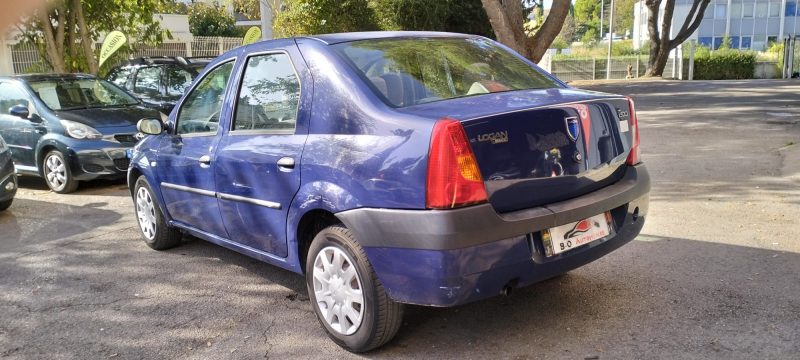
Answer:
613, 0, 638, 37
188, 2, 242, 37
273, 0, 379, 37
371, 0, 493, 38
574, 0, 600, 42
18, 0, 169, 74
480, 0, 570, 62
645, 0, 710, 76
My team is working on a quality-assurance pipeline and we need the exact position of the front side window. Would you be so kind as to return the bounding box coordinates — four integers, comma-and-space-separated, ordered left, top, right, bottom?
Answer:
27, 78, 138, 110
134, 66, 161, 97
333, 37, 559, 108
176, 62, 234, 135
0, 83, 30, 115
233, 53, 300, 131
165, 65, 196, 97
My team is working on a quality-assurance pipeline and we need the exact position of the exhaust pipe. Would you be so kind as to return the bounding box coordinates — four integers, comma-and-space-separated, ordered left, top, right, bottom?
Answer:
500, 278, 519, 296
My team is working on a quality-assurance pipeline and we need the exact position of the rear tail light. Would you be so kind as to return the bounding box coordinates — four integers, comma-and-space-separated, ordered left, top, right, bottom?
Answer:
426, 118, 488, 209
626, 97, 641, 165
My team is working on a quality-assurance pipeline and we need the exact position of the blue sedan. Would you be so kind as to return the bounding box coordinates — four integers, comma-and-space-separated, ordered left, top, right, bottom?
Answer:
129, 32, 650, 352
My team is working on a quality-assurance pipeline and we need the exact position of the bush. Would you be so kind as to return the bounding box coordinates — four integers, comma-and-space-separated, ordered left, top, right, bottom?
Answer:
188, 3, 243, 37
694, 49, 757, 80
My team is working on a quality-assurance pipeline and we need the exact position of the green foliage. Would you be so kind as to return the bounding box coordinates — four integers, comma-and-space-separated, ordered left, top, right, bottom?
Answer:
274, 0, 379, 37
188, 2, 243, 37
18, 0, 171, 74
273, 0, 493, 38
574, 0, 601, 42
694, 49, 757, 80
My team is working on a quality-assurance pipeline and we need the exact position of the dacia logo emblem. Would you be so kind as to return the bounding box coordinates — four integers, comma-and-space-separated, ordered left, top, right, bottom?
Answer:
477, 130, 509, 144
565, 117, 580, 141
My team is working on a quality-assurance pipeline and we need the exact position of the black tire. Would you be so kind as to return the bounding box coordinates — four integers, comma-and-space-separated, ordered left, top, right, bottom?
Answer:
306, 225, 404, 353
133, 176, 182, 250
42, 150, 78, 194
0, 199, 11, 211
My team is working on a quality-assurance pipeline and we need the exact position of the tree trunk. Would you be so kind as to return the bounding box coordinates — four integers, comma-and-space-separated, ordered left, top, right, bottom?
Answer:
481, 0, 571, 63
37, 9, 66, 73
73, 0, 98, 74
480, 0, 527, 55
644, 0, 710, 77
525, 0, 570, 62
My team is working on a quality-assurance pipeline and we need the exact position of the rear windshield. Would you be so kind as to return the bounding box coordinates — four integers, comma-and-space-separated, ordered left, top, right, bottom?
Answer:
333, 37, 559, 108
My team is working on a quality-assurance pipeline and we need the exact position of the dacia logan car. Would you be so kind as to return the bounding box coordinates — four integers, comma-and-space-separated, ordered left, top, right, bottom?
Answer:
129, 32, 650, 352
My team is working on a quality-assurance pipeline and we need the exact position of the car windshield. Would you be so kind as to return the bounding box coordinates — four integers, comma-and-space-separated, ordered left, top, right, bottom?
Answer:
27, 78, 139, 110
333, 37, 559, 108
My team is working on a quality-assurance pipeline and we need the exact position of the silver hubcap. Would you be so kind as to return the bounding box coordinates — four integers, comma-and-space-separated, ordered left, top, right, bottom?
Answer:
136, 187, 157, 240
313, 246, 365, 335
44, 154, 67, 190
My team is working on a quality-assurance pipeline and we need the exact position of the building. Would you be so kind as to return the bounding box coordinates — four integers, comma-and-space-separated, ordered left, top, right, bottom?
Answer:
633, 0, 800, 51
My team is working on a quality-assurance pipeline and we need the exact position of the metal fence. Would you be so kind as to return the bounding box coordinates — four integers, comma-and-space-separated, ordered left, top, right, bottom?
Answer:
7, 36, 244, 74
549, 56, 677, 81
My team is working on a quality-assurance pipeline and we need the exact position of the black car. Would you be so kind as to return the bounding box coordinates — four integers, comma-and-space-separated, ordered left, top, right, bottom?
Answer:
0, 135, 17, 211
106, 57, 212, 114
0, 73, 162, 193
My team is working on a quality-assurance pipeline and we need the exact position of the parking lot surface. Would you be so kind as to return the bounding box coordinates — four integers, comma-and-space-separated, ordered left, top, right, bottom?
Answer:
1, 80, 799, 359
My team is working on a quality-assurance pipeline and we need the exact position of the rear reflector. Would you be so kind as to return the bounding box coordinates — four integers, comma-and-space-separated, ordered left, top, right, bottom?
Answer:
626, 97, 641, 165
426, 118, 488, 209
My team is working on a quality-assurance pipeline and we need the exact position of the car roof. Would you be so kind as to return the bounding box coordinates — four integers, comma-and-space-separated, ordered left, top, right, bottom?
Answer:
0, 73, 97, 83
298, 31, 478, 45
117, 56, 214, 68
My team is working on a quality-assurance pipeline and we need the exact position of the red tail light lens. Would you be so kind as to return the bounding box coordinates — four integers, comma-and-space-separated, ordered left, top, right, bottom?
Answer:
426, 118, 488, 209
626, 97, 641, 165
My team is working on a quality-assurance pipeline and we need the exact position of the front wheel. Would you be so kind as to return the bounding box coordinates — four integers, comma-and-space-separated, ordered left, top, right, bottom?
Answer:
0, 199, 12, 211
306, 225, 404, 352
134, 176, 182, 250
43, 150, 78, 193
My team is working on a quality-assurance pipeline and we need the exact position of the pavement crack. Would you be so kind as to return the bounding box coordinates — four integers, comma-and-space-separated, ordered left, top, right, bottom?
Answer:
262, 317, 277, 359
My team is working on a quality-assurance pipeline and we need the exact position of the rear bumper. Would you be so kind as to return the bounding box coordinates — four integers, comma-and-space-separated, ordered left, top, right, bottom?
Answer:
337, 163, 650, 306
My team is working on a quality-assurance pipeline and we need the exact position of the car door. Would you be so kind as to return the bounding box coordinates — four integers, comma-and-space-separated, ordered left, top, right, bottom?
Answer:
214, 49, 309, 257
0, 82, 45, 170
155, 60, 236, 237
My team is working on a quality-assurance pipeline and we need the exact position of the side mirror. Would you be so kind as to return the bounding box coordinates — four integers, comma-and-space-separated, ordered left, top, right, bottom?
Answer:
8, 105, 29, 119
137, 118, 163, 135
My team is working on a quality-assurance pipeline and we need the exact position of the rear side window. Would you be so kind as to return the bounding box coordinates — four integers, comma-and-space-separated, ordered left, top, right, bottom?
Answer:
164, 65, 195, 97
233, 53, 300, 132
107, 67, 133, 88
134, 66, 161, 96
333, 37, 558, 108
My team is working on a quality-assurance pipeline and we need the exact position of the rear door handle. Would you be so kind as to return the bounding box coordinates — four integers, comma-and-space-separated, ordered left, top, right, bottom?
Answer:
199, 155, 212, 166
277, 157, 295, 170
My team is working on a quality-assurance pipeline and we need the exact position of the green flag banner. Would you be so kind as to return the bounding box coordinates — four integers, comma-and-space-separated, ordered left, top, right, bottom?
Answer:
98, 31, 127, 68
242, 27, 262, 46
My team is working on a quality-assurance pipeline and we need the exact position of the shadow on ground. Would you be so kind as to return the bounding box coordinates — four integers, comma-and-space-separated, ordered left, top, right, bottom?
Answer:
0, 232, 797, 359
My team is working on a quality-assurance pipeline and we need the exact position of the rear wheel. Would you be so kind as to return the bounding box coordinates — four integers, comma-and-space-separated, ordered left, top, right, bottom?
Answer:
134, 176, 182, 250
43, 150, 78, 193
306, 225, 404, 352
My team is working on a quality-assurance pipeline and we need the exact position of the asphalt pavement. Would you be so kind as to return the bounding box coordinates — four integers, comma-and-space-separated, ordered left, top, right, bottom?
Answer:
0, 80, 798, 359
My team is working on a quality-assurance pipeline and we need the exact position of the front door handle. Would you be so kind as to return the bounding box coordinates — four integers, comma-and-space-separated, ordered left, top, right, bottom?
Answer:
277, 157, 295, 170
199, 155, 212, 166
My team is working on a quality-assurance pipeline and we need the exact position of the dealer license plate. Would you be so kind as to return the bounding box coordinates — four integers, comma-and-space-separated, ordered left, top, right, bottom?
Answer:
543, 213, 611, 257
